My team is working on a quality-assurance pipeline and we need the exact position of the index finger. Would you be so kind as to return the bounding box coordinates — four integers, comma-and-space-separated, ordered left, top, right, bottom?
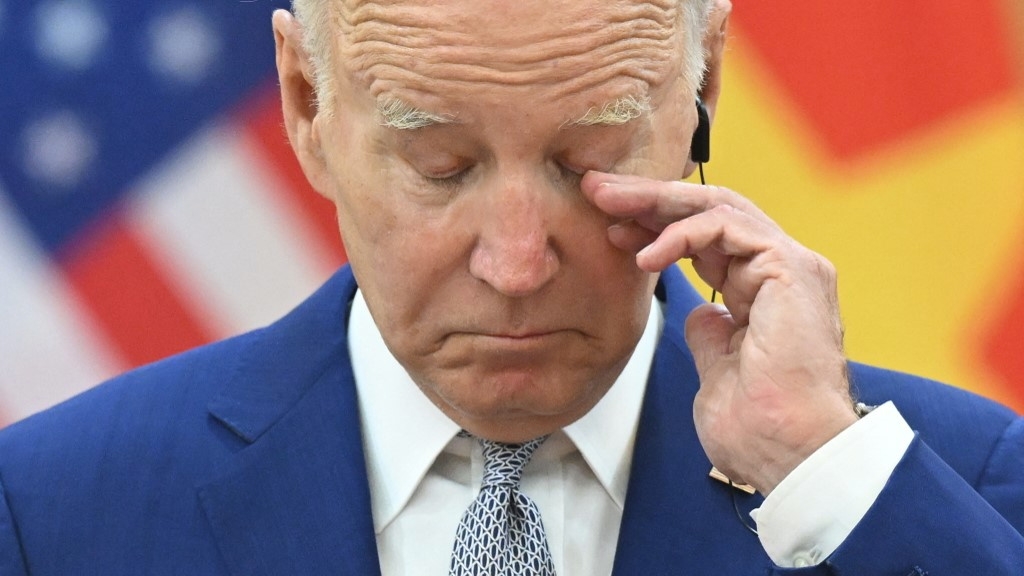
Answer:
580, 171, 774, 232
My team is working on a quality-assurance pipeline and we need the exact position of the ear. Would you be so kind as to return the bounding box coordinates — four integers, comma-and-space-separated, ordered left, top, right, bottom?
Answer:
699, 0, 731, 125
683, 0, 732, 178
273, 10, 331, 196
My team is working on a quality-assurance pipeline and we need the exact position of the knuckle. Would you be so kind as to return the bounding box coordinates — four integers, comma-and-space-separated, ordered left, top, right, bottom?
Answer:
709, 185, 734, 204
709, 203, 735, 217
813, 253, 838, 280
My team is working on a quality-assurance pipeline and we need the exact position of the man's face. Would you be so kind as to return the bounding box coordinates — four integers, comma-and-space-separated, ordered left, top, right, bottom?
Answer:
297, 0, 696, 441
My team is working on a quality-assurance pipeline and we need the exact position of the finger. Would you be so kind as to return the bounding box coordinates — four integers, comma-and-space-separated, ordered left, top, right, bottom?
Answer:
635, 204, 781, 272
684, 303, 736, 376
693, 254, 759, 326
639, 206, 790, 325
690, 251, 730, 296
581, 171, 773, 231
607, 221, 660, 254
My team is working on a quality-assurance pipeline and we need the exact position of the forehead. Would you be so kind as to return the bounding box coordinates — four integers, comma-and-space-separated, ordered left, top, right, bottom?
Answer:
334, 0, 683, 111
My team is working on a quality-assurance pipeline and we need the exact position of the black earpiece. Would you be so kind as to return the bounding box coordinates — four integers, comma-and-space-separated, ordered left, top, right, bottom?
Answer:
690, 99, 711, 164
690, 98, 718, 304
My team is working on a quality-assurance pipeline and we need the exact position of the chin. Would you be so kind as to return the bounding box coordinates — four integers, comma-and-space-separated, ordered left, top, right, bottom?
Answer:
437, 369, 609, 439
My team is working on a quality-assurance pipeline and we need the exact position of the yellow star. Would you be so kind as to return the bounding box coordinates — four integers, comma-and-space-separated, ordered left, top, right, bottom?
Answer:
684, 34, 1024, 409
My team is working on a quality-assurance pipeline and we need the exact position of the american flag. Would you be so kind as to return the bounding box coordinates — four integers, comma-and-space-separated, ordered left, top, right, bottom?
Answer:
0, 0, 346, 426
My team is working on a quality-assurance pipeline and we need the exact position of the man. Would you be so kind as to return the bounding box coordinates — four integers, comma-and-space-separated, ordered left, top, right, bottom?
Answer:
1, 0, 1022, 574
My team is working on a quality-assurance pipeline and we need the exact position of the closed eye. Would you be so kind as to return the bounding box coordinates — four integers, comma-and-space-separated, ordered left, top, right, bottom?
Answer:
421, 163, 583, 192
422, 166, 473, 191
556, 162, 586, 189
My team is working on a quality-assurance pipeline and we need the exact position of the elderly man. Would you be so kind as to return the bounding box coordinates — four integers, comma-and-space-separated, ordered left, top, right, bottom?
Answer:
1, 0, 1022, 574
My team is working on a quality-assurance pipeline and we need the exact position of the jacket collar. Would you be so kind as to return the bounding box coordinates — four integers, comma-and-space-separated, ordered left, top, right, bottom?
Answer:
199, 267, 381, 576
613, 266, 770, 572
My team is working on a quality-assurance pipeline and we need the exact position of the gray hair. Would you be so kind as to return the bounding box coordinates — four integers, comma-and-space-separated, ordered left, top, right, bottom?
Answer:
570, 94, 653, 128
291, 0, 713, 117
376, 98, 454, 130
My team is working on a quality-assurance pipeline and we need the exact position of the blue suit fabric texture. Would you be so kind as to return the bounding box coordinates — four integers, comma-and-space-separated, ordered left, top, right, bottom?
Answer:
0, 265, 1022, 575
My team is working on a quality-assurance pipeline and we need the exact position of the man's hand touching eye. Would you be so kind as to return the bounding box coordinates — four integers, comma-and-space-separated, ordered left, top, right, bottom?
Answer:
580, 170, 858, 495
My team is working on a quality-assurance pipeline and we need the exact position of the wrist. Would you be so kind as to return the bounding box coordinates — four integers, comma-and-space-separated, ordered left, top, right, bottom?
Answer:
754, 405, 860, 495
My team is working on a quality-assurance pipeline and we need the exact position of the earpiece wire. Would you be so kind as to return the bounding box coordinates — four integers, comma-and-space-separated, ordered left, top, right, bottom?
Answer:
697, 162, 718, 304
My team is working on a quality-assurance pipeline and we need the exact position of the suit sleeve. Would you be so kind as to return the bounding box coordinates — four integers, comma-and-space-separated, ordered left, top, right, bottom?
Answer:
0, 479, 29, 576
768, 418, 1024, 576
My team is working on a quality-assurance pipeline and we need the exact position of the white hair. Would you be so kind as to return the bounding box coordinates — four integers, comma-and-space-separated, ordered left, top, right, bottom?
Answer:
291, 0, 336, 114
291, 0, 713, 116
570, 94, 653, 128
376, 98, 454, 130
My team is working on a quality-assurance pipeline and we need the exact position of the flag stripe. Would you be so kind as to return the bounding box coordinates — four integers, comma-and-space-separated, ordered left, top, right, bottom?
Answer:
0, 194, 124, 423
238, 85, 348, 266
61, 216, 214, 369
131, 123, 336, 337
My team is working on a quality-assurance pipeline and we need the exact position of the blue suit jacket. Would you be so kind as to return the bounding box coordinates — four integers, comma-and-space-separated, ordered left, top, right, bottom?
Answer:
1, 265, 1022, 575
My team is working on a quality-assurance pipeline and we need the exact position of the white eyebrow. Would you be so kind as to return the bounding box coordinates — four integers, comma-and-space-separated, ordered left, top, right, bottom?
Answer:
376, 98, 456, 130
566, 94, 652, 128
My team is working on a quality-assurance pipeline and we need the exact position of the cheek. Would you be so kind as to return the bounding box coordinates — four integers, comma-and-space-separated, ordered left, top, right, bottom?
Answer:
554, 200, 655, 316
328, 140, 440, 264
331, 165, 471, 327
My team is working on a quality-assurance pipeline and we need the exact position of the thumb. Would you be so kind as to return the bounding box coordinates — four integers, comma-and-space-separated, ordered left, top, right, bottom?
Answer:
684, 303, 736, 376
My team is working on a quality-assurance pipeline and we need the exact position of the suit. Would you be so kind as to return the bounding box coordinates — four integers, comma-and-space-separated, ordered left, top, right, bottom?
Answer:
1, 264, 1022, 575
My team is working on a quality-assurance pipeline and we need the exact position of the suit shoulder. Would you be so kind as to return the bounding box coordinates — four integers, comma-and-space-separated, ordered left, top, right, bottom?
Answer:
0, 266, 357, 469
0, 328, 262, 466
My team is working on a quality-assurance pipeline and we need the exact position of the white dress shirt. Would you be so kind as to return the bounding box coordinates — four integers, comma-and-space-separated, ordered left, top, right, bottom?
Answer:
348, 289, 914, 573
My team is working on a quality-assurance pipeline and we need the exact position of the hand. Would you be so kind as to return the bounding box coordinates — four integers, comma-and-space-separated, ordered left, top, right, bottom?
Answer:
581, 171, 859, 495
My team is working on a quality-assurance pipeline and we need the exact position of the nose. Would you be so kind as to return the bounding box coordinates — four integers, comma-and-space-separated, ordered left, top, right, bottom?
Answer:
469, 173, 560, 297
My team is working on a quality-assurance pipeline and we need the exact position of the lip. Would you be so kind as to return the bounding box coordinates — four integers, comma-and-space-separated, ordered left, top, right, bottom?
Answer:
466, 332, 568, 356
442, 330, 583, 363
451, 330, 573, 347
466, 328, 570, 339
482, 331, 559, 340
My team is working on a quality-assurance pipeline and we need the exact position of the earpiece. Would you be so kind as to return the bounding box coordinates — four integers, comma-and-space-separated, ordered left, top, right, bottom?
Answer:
690, 99, 711, 164
690, 98, 718, 304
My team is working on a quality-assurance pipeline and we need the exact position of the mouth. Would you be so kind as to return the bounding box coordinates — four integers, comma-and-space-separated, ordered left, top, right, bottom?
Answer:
455, 329, 577, 351
431, 329, 592, 376
481, 331, 559, 340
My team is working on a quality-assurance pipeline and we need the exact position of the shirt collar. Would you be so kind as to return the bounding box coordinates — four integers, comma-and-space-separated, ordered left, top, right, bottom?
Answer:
564, 298, 662, 509
349, 290, 663, 532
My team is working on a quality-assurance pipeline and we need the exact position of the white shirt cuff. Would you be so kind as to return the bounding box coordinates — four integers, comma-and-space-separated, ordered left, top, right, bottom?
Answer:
751, 401, 914, 568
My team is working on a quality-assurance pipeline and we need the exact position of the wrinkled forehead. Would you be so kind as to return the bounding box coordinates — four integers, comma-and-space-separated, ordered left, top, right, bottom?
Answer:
333, 0, 684, 104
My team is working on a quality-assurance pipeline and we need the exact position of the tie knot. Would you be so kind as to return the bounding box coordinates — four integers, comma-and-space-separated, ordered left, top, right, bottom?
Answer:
478, 436, 548, 488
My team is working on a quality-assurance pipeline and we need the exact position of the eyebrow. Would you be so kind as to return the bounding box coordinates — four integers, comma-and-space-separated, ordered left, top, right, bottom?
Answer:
565, 94, 652, 128
375, 93, 652, 131
376, 98, 456, 130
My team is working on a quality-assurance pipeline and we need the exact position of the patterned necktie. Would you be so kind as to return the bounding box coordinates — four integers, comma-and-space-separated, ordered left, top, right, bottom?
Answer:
449, 434, 556, 576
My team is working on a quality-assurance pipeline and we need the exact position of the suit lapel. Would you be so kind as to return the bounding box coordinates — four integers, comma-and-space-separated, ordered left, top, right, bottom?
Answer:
613, 267, 769, 574
197, 268, 381, 576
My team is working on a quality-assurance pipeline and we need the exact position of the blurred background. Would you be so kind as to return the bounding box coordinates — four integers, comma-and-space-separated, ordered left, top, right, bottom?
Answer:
1, 0, 1022, 427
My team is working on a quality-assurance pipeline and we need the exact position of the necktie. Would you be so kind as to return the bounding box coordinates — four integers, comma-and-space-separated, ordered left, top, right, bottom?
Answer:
449, 435, 556, 576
